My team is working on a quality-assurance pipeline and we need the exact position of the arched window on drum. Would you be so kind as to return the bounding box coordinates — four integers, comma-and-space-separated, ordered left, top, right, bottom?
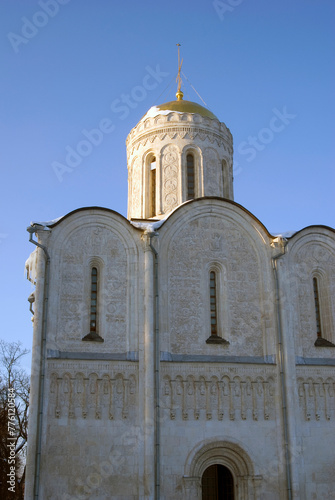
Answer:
186, 153, 195, 200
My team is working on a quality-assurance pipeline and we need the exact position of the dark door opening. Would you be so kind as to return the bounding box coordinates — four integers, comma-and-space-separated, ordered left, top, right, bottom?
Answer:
202, 464, 234, 500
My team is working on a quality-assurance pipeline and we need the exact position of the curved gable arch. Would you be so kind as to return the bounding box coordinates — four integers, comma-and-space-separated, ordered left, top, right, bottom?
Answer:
158, 199, 275, 357
159, 198, 273, 250
46, 209, 140, 351
285, 228, 335, 349
50, 208, 140, 255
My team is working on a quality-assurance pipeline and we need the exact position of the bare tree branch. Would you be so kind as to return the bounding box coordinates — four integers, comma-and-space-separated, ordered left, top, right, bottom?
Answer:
0, 340, 30, 500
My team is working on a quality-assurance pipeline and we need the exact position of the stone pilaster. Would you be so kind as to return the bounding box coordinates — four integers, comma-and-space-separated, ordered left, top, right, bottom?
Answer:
25, 246, 46, 500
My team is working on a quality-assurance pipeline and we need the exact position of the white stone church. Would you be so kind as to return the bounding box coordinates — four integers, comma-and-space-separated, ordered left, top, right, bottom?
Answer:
25, 84, 335, 499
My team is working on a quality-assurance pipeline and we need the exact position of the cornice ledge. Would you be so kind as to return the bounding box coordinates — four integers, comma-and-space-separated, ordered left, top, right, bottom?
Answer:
127, 114, 231, 145
128, 128, 232, 155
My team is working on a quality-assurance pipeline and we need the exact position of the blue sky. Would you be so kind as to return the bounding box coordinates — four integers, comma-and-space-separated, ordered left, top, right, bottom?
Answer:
1, 0, 334, 371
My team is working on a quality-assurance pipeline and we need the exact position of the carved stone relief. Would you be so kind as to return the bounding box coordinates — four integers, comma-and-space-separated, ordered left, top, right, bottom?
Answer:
294, 242, 335, 354
162, 145, 179, 213
297, 374, 335, 422
127, 125, 233, 157
160, 368, 276, 421
204, 147, 222, 197
131, 157, 141, 219
166, 216, 264, 355
48, 367, 138, 421
58, 226, 128, 346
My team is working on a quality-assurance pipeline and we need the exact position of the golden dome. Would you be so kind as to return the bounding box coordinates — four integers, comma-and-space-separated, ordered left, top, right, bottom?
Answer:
153, 99, 218, 120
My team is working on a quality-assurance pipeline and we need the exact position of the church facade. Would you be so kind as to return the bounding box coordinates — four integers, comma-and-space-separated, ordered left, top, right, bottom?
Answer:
25, 91, 335, 500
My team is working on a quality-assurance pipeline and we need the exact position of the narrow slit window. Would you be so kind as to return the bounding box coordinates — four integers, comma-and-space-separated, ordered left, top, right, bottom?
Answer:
83, 266, 103, 342
186, 153, 195, 200
150, 157, 156, 216
90, 267, 98, 333
313, 277, 322, 338
210, 271, 217, 335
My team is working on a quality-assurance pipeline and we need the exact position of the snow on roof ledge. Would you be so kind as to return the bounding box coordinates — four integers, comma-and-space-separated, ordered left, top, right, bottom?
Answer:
131, 219, 166, 232
273, 230, 297, 238
30, 216, 64, 229
140, 106, 185, 121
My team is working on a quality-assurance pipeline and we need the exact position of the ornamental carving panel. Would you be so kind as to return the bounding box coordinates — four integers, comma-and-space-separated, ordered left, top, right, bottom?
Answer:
131, 158, 141, 219
204, 147, 222, 197
166, 216, 264, 355
58, 226, 128, 348
293, 242, 335, 356
297, 373, 335, 422
161, 368, 276, 421
48, 366, 138, 421
162, 145, 179, 213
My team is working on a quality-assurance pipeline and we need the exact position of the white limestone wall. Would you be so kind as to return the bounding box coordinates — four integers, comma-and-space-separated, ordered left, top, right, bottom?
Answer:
39, 360, 140, 499
295, 418, 335, 499
158, 360, 284, 499
44, 209, 141, 354
25, 209, 151, 500
293, 363, 335, 499
275, 227, 335, 499
159, 418, 284, 499
153, 198, 290, 498
284, 228, 335, 358
25, 243, 48, 500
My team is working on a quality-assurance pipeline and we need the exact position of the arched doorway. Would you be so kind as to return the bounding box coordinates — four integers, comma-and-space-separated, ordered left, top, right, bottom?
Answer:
183, 439, 261, 499
202, 464, 234, 500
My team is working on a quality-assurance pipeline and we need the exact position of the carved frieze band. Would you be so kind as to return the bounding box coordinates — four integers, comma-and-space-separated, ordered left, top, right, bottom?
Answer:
126, 113, 232, 145
161, 372, 276, 421
297, 375, 335, 421
48, 369, 137, 421
127, 127, 233, 158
